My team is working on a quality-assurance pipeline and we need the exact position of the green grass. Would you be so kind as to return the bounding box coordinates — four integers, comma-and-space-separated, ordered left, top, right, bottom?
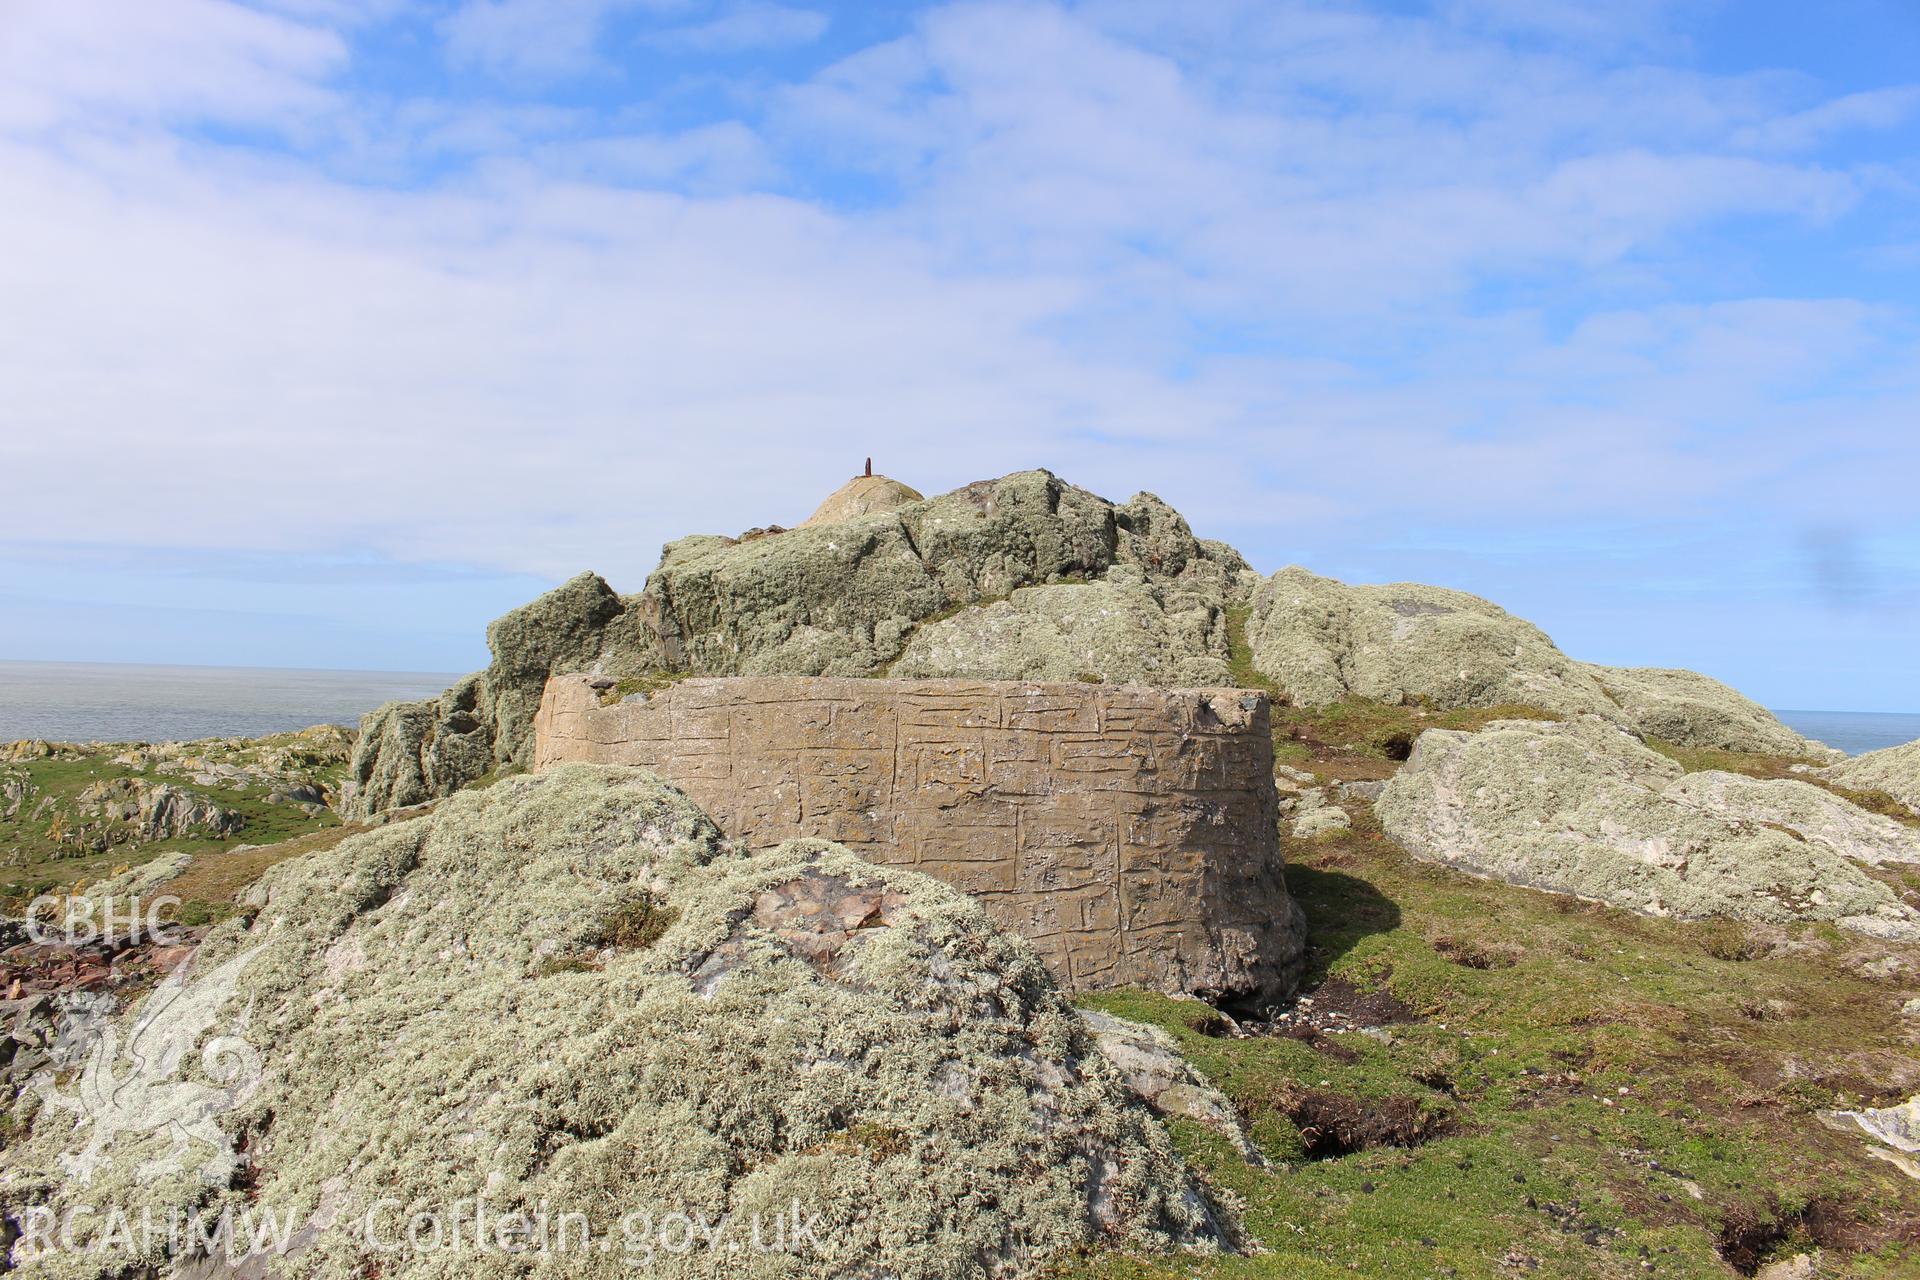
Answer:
1064, 813, 1920, 1279
0, 755, 341, 911
598, 671, 692, 705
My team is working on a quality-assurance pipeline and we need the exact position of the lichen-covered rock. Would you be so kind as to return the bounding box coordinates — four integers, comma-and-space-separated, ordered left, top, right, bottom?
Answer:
1281, 788, 1352, 839
342, 674, 496, 816
1376, 717, 1920, 939
347, 473, 1252, 818
3, 766, 1220, 1279
1826, 738, 1920, 818
1663, 770, 1920, 867
1247, 566, 1618, 715
343, 575, 666, 816
1245, 566, 1817, 755
1824, 1095, 1920, 1181
891, 570, 1233, 685
1585, 665, 1832, 758
1077, 1009, 1265, 1166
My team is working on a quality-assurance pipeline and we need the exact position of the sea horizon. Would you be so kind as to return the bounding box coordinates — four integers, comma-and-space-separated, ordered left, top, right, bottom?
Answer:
0, 657, 462, 745
1, 658, 1915, 757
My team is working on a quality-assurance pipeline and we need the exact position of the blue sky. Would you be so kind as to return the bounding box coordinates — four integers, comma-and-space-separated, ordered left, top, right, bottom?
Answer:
1, 0, 1917, 711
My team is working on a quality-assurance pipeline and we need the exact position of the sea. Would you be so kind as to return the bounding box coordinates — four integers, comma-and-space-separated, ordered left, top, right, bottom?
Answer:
1773, 709, 1920, 757
0, 660, 1916, 756
0, 660, 461, 745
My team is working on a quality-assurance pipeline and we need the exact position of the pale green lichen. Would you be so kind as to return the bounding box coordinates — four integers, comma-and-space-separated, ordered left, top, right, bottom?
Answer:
347, 473, 1255, 818
890, 571, 1234, 686
1245, 566, 1820, 755
1826, 737, 1920, 819
3, 766, 1217, 1280
1588, 665, 1832, 759
1376, 717, 1920, 940
1246, 566, 1619, 716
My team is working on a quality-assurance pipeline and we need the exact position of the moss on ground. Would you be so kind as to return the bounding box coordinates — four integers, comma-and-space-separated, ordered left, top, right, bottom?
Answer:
1065, 811, 1920, 1279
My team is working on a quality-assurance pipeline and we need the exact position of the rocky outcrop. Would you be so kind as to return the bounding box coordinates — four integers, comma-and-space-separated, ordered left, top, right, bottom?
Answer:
892, 569, 1233, 685
344, 470, 1820, 823
643, 477, 1244, 679
71, 779, 244, 844
1078, 1009, 1265, 1165
1281, 787, 1352, 838
3, 766, 1221, 1279
1246, 566, 1615, 715
345, 473, 1250, 818
1246, 566, 1822, 755
798, 472, 924, 526
1585, 665, 1832, 758
532, 675, 1305, 1008
1376, 717, 1920, 939
1825, 1096, 1920, 1181
134, 784, 244, 841
1826, 738, 1920, 818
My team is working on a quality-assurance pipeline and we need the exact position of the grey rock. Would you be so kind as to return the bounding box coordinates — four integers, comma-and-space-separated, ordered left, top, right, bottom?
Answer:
346, 472, 1253, 818
8, 766, 1223, 1277
1825, 737, 1920, 818
1079, 1008, 1265, 1166
1246, 566, 1824, 755
1376, 716, 1920, 938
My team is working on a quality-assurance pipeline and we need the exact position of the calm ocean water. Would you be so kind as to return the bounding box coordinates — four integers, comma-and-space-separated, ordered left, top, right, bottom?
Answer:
1, 660, 1915, 756
1774, 709, 1920, 757
0, 660, 460, 744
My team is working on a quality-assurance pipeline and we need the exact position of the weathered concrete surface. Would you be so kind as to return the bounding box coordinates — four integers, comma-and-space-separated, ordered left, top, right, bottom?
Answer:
534, 675, 1305, 1007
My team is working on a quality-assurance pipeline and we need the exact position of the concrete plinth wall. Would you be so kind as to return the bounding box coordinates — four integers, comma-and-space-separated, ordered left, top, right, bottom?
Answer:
532, 674, 1304, 1006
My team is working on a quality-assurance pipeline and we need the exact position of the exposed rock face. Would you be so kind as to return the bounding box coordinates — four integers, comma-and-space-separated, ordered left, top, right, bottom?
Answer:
533, 675, 1305, 1008
1827, 738, 1920, 818
1247, 566, 1619, 715
643, 477, 1244, 680
892, 569, 1234, 686
1246, 566, 1821, 755
1376, 717, 1920, 939
1585, 665, 1832, 758
71, 779, 244, 843
1825, 1096, 1920, 1181
135, 784, 245, 841
346, 473, 1250, 818
2, 767, 1221, 1279
798, 472, 924, 527
1077, 1009, 1265, 1165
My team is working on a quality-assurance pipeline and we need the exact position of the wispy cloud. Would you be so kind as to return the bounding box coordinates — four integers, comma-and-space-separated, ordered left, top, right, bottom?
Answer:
1, 0, 1916, 695
644, 4, 830, 54
440, 0, 682, 80
1732, 85, 1920, 151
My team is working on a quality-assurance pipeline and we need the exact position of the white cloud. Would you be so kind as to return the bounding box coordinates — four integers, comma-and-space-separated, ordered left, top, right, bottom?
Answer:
0, 0, 1914, 607
440, 0, 680, 80
0, 0, 343, 132
1733, 85, 1920, 152
645, 4, 829, 53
